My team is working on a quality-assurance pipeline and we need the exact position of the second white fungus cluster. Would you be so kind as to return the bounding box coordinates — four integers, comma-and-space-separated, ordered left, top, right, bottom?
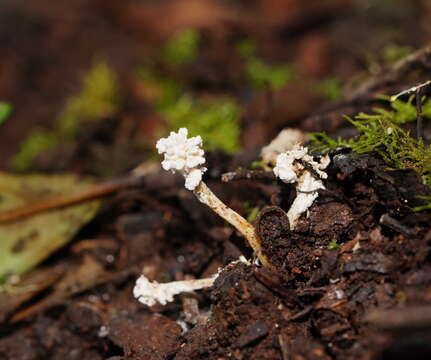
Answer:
156, 128, 207, 190
273, 145, 330, 228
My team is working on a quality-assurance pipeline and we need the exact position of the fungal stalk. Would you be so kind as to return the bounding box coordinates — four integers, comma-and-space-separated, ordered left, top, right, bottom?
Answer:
134, 256, 250, 306
156, 128, 269, 266
273, 144, 330, 228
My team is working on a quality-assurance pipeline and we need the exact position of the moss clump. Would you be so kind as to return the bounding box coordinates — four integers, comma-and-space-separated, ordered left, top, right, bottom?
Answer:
138, 67, 181, 108
57, 61, 119, 137
383, 44, 414, 64
312, 77, 343, 101
138, 46, 241, 154
0, 102, 12, 125
11, 131, 58, 171
327, 239, 340, 250
161, 29, 201, 66
236, 39, 294, 90
12, 61, 119, 171
413, 196, 431, 212
243, 202, 261, 222
161, 95, 241, 154
245, 58, 294, 90
236, 39, 257, 59
310, 96, 431, 186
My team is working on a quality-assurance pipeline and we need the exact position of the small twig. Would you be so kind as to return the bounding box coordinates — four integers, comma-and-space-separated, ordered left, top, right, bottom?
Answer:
0, 176, 144, 224
221, 169, 276, 183
416, 88, 424, 141
348, 45, 431, 102
391, 80, 431, 101
278, 334, 290, 360
289, 305, 314, 321
379, 214, 416, 238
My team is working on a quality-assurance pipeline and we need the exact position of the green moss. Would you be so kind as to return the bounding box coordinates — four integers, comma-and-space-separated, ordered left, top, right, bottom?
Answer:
57, 61, 120, 137
243, 202, 261, 222
0, 102, 12, 125
251, 160, 265, 169
327, 239, 340, 250
313, 77, 343, 101
383, 44, 414, 64
236, 39, 257, 59
11, 131, 58, 171
11, 61, 119, 171
138, 66, 181, 108
308, 132, 351, 152
138, 57, 241, 154
310, 96, 431, 186
374, 95, 418, 124
161, 29, 201, 66
161, 95, 241, 153
413, 196, 431, 212
245, 58, 294, 90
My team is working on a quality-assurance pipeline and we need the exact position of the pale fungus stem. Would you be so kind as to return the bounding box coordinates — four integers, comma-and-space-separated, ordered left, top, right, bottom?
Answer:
193, 182, 270, 266
156, 128, 270, 267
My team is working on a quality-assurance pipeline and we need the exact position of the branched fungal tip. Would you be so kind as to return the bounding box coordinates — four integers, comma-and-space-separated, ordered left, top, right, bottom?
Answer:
156, 127, 207, 190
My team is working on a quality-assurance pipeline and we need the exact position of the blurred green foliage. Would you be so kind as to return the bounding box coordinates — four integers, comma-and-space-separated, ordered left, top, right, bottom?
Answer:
57, 61, 119, 137
0, 102, 12, 125
138, 67, 181, 108
12, 61, 119, 171
413, 196, 431, 212
138, 28, 242, 154
236, 39, 257, 59
313, 78, 343, 101
138, 66, 241, 153
11, 131, 58, 171
161, 29, 201, 66
383, 44, 413, 64
160, 95, 241, 153
237, 39, 295, 90
327, 239, 340, 250
245, 58, 294, 90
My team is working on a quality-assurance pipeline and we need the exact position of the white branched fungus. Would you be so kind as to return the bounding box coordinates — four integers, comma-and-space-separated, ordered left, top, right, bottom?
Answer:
156, 128, 207, 190
134, 275, 215, 306
260, 128, 307, 166
133, 256, 251, 307
274, 145, 330, 228
156, 128, 270, 266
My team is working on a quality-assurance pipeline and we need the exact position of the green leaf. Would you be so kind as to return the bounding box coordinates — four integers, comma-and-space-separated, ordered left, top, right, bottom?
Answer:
0, 173, 101, 280
0, 102, 12, 125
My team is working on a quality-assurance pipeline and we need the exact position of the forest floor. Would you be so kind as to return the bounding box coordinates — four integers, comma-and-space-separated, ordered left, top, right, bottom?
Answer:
1, 1, 431, 359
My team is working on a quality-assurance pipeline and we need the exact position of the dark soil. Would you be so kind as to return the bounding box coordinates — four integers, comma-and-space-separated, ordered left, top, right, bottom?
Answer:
1, 1, 431, 359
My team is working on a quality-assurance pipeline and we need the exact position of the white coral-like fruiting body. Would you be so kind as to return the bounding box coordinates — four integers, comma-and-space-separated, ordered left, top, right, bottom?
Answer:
133, 275, 215, 306
273, 145, 330, 227
155, 128, 271, 266
261, 128, 307, 166
273, 145, 328, 184
156, 128, 207, 190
